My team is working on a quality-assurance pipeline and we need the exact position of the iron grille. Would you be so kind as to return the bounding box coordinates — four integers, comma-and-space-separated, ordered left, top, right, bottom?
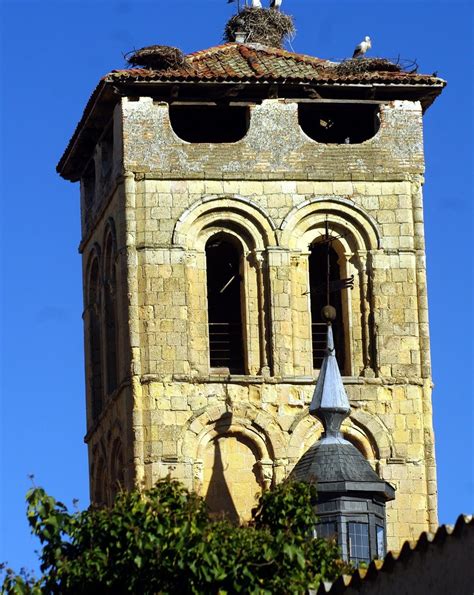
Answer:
312, 322, 327, 369
209, 322, 244, 373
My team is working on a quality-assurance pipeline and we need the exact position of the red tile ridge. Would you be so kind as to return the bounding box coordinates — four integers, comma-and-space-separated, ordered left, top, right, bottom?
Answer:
238, 45, 266, 77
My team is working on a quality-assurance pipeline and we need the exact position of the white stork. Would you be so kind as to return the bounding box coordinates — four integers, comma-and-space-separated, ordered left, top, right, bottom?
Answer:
352, 36, 372, 58
251, 0, 263, 7
270, 0, 282, 9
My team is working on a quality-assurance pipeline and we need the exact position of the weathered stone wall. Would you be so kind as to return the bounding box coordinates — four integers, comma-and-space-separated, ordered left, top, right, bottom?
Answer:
121, 98, 425, 180
80, 97, 437, 552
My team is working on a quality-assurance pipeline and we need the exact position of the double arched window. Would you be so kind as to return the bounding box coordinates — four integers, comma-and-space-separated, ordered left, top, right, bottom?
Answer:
174, 196, 380, 379
202, 233, 352, 377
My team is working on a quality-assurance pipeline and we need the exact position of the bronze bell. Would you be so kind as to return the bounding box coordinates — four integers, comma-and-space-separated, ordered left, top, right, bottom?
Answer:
321, 304, 337, 322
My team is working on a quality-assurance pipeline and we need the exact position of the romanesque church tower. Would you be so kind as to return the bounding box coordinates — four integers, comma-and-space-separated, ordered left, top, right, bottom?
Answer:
57, 11, 445, 554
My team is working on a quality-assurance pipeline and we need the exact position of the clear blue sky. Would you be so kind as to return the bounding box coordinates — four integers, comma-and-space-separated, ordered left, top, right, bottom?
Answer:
1, 0, 473, 574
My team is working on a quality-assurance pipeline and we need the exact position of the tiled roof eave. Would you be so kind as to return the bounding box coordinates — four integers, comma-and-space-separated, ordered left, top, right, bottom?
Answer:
57, 80, 110, 179
107, 76, 445, 89
110, 77, 322, 85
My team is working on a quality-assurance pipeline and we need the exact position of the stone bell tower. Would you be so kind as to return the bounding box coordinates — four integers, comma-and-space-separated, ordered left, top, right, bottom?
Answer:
57, 13, 445, 552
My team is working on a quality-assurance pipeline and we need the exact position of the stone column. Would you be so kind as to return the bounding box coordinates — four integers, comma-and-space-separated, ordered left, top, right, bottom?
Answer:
266, 247, 293, 377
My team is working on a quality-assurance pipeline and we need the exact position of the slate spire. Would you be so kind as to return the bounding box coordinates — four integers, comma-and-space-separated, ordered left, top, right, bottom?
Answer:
291, 321, 395, 564
309, 323, 350, 443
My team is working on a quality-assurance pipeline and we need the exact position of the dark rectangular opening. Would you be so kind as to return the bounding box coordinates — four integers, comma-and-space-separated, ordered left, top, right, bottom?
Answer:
169, 105, 249, 143
299, 103, 380, 144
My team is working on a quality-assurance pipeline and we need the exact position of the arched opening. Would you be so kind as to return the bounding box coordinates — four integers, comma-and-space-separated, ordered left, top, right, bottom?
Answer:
343, 432, 371, 460
100, 124, 113, 182
82, 160, 95, 211
309, 242, 346, 372
169, 105, 250, 143
206, 234, 245, 374
110, 439, 125, 501
93, 456, 107, 506
203, 433, 263, 522
104, 230, 118, 395
298, 103, 380, 144
88, 258, 103, 421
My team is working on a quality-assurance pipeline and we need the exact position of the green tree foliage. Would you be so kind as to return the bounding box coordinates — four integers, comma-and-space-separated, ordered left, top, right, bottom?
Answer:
2, 480, 350, 594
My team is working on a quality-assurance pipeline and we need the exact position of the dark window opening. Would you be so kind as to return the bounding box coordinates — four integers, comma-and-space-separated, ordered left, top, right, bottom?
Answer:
94, 458, 107, 506
105, 275, 118, 395
348, 522, 370, 565
299, 103, 380, 144
83, 162, 96, 211
101, 126, 113, 181
104, 233, 118, 395
89, 259, 103, 421
309, 242, 345, 371
110, 442, 125, 501
206, 235, 245, 373
169, 106, 250, 143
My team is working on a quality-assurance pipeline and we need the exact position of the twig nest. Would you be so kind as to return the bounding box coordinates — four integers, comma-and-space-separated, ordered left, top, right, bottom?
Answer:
125, 45, 186, 70
224, 7, 295, 48
335, 58, 402, 75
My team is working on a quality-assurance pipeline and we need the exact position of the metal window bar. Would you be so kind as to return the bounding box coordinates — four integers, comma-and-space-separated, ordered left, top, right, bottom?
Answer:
209, 322, 244, 372
312, 322, 327, 369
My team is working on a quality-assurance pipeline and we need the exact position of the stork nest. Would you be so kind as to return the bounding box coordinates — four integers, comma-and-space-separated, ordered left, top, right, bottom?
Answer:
335, 58, 403, 75
125, 45, 186, 70
224, 7, 295, 48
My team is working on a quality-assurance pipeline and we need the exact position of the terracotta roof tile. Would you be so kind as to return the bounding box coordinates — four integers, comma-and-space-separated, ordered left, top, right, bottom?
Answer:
106, 43, 443, 86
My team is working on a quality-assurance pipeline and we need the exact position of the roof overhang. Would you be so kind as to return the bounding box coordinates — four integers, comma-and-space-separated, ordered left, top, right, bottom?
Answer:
314, 479, 396, 501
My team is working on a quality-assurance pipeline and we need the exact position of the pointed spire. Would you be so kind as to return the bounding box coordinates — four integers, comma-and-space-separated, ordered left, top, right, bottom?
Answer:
309, 324, 350, 442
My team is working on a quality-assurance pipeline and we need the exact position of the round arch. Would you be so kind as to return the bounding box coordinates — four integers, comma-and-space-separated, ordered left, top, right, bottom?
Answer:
109, 437, 125, 498
102, 218, 117, 278
280, 197, 381, 252
85, 243, 102, 303
183, 403, 284, 520
181, 402, 286, 462
91, 451, 108, 506
173, 195, 278, 250
287, 408, 392, 464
